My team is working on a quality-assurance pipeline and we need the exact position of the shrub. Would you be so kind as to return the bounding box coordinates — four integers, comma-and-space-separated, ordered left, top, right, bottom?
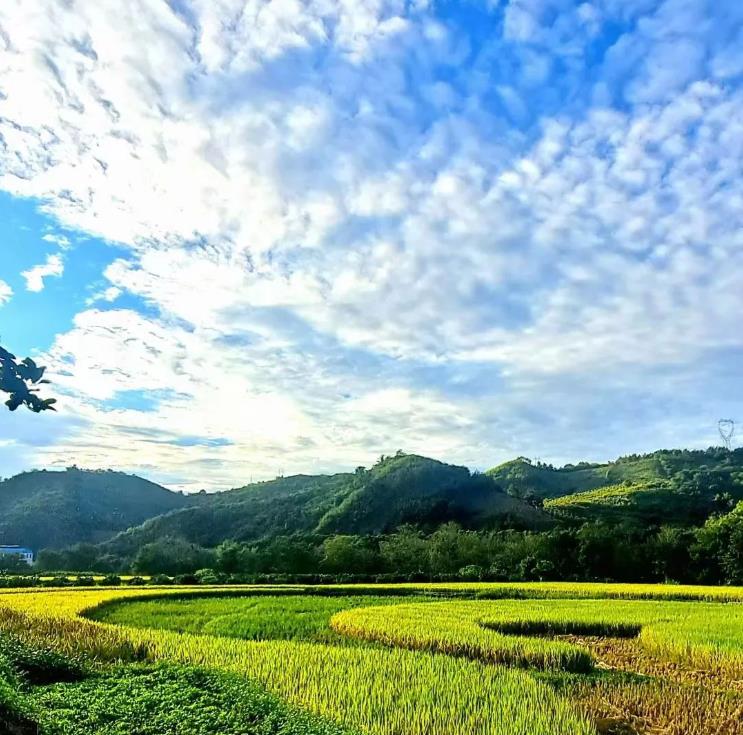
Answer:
194, 568, 223, 585
0, 636, 87, 685
99, 575, 122, 586
150, 574, 175, 585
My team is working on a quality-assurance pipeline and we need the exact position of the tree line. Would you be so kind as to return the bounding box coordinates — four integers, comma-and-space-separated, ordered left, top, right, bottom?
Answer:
32, 501, 743, 585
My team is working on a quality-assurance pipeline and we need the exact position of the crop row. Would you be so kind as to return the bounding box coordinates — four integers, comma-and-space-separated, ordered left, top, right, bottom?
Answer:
0, 587, 594, 735
332, 598, 743, 679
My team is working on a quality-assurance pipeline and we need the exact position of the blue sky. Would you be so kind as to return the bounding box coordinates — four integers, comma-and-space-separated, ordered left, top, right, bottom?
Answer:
0, 0, 741, 490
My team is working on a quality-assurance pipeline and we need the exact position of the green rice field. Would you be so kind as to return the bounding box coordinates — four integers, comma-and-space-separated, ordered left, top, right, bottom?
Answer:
1, 583, 742, 735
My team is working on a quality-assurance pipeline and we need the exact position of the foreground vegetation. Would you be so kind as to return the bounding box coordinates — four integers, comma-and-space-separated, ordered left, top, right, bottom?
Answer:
1, 633, 355, 735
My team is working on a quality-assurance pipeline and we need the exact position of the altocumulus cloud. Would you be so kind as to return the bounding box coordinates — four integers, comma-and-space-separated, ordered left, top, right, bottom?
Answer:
0, 0, 741, 489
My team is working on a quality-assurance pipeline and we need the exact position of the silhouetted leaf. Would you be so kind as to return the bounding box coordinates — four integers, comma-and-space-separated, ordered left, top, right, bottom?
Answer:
0, 343, 56, 413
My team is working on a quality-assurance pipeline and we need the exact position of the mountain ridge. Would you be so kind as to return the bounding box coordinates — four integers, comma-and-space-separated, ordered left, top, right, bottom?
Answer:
3, 447, 741, 557
98, 453, 551, 557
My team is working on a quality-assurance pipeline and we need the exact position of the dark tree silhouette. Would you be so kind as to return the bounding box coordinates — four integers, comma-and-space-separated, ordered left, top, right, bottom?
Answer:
0, 343, 56, 412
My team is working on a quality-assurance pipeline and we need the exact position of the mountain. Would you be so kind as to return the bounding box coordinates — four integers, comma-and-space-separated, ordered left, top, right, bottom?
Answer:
314, 453, 546, 534
543, 481, 733, 525
0, 468, 189, 550
490, 448, 743, 524
487, 457, 650, 500
100, 454, 550, 556
7, 449, 741, 558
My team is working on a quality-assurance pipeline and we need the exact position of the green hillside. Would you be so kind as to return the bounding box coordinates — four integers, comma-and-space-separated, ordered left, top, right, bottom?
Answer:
315, 453, 546, 534
104, 473, 356, 553
7, 449, 742, 562
0, 468, 189, 549
487, 456, 658, 500
101, 454, 549, 557
489, 448, 743, 505
544, 480, 737, 524
490, 449, 743, 525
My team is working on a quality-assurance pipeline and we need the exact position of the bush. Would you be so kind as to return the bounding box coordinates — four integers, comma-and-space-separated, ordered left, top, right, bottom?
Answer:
150, 574, 175, 585
174, 574, 199, 585
30, 664, 353, 735
0, 636, 87, 685
458, 565, 484, 581
99, 575, 122, 586
194, 569, 223, 585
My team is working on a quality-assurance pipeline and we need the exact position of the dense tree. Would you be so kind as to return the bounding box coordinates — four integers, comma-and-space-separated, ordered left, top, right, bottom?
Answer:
23, 514, 742, 584
321, 535, 378, 574
215, 540, 249, 574
428, 523, 488, 575
132, 538, 215, 575
258, 536, 319, 574
35, 549, 66, 572
379, 526, 428, 574
650, 526, 695, 582
60, 543, 100, 572
693, 502, 743, 584
0, 344, 56, 412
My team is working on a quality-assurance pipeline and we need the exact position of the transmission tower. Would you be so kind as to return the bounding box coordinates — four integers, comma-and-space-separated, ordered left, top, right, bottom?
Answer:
719, 419, 736, 450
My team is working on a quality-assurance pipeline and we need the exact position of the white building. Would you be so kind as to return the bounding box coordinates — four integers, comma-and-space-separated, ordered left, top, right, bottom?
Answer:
0, 545, 34, 565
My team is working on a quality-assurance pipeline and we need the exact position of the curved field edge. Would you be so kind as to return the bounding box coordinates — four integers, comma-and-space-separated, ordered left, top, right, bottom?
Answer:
331, 599, 743, 679
88, 594, 423, 645
3, 580, 743, 602
301, 582, 743, 602
0, 588, 594, 735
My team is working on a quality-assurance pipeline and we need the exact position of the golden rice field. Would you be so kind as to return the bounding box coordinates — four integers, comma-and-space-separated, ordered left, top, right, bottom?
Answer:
1, 582, 742, 735
332, 597, 743, 675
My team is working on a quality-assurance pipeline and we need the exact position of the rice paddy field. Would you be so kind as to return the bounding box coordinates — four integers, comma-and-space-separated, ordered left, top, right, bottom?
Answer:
1, 582, 742, 735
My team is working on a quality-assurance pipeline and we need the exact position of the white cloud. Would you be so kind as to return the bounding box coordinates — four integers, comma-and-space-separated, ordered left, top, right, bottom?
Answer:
86, 286, 122, 306
42, 233, 71, 248
0, 0, 741, 486
21, 254, 64, 292
0, 280, 12, 306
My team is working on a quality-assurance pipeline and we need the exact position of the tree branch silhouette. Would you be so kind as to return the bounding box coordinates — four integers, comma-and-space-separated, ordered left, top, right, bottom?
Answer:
0, 343, 57, 413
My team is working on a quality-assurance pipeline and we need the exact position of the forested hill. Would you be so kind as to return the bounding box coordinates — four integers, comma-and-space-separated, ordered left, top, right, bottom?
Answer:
488, 448, 743, 524
0, 468, 189, 549
99, 454, 550, 557
4, 449, 742, 560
